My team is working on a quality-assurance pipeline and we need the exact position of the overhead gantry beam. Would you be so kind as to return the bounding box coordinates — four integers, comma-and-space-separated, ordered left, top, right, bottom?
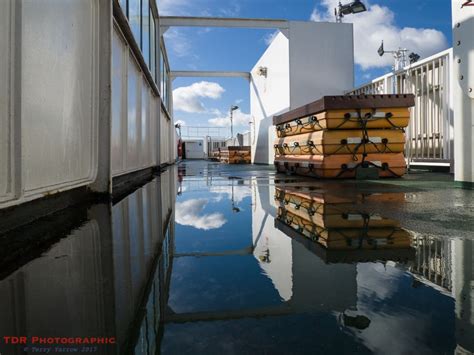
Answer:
170, 71, 251, 81
160, 16, 289, 33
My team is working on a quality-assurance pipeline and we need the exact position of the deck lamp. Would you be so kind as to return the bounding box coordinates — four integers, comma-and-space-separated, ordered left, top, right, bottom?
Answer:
230, 105, 239, 138
335, 0, 367, 22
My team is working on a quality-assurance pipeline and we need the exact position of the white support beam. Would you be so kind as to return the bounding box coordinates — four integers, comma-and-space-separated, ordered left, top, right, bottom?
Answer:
171, 71, 251, 81
160, 16, 289, 33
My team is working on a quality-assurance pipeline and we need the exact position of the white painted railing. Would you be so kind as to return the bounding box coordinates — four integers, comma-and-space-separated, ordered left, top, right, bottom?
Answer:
348, 49, 454, 167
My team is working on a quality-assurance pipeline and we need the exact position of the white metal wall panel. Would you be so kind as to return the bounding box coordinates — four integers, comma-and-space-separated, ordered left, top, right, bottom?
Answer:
112, 29, 127, 175
141, 81, 151, 167
150, 96, 158, 166
111, 28, 159, 177
0, 0, 12, 201
250, 32, 290, 164
127, 54, 141, 171
21, 0, 98, 193
160, 109, 170, 165
289, 22, 354, 109
452, 1, 474, 183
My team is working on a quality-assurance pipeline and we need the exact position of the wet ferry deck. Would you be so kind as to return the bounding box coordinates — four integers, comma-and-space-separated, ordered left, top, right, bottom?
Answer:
1, 160, 473, 354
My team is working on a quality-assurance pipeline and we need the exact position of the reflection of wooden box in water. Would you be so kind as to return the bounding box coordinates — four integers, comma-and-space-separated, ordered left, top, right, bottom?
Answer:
274, 153, 407, 178
277, 207, 412, 251
275, 219, 416, 264
275, 187, 401, 228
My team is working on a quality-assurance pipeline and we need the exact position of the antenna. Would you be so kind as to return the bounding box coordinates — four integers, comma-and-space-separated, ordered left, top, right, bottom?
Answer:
377, 40, 420, 71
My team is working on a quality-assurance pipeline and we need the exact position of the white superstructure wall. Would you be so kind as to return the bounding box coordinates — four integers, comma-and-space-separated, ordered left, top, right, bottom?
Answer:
452, 2, 474, 184
250, 22, 354, 164
0, 0, 176, 210
0, 0, 100, 208
250, 32, 290, 165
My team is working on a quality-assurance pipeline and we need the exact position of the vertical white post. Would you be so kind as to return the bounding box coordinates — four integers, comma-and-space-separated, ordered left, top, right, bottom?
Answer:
90, 0, 113, 194
452, 1, 474, 185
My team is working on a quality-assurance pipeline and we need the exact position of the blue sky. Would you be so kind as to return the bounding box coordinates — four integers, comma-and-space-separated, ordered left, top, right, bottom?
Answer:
158, 0, 452, 134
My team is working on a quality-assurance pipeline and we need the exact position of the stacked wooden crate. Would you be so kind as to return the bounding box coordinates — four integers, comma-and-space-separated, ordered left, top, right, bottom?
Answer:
273, 94, 415, 178
273, 186, 415, 262
219, 146, 251, 164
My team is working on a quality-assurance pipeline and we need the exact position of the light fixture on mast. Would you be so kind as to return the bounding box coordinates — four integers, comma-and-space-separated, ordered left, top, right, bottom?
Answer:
377, 41, 420, 71
229, 105, 239, 138
335, 0, 367, 23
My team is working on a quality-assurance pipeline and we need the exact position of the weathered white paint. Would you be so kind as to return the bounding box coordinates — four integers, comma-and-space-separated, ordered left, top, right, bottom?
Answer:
250, 22, 354, 164
160, 16, 289, 33
250, 32, 290, 164
0, 0, 101, 209
171, 71, 250, 80
183, 140, 206, 159
452, 1, 474, 183
288, 22, 354, 109
0, 2, 175, 210
22, 0, 99, 193
0, 0, 13, 202
107, 27, 160, 178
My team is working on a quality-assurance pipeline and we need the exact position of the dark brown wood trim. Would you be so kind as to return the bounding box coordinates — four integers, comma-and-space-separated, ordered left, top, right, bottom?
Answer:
273, 94, 416, 125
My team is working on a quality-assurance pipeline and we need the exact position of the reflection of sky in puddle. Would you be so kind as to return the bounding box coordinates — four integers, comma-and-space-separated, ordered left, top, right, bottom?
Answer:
166, 161, 469, 354
174, 180, 253, 254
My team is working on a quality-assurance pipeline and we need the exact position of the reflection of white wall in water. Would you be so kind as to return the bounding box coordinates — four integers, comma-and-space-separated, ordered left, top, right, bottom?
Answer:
452, 239, 474, 353
251, 178, 293, 301
250, 22, 354, 164
250, 178, 358, 308
0, 222, 107, 339
0, 176, 175, 353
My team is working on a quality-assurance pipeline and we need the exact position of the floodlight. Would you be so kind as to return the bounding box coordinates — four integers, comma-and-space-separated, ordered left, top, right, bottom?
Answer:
409, 52, 420, 64
336, 1, 367, 22
377, 41, 385, 57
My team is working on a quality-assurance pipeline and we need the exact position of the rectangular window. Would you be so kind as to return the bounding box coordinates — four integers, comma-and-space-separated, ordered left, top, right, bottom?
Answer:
129, 0, 141, 46
141, 0, 150, 66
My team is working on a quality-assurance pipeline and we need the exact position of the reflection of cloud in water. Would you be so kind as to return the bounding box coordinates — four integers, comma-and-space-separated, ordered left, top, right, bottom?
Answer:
353, 263, 435, 354
176, 199, 227, 230
208, 185, 251, 204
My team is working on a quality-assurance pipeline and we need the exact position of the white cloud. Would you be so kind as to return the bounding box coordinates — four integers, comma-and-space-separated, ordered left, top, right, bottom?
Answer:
157, 0, 192, 16
173, 81, 225, 113
263, 30, 279, 46
208, 109, 251, 128
218, 2, 241, 17
175, 198, 227, 230
310, 1, 448, 69
175, 119, 186, 126
163, 28, 194, 58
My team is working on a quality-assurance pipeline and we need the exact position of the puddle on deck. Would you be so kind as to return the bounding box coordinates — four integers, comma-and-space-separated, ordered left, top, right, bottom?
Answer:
0, 160, 473, 354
